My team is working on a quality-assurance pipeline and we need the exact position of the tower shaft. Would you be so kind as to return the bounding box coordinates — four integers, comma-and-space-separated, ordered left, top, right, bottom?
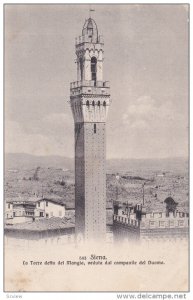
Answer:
75, 122, 106, 240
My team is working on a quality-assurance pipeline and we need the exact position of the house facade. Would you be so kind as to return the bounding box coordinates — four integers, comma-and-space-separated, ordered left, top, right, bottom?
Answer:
5, 199, 35, 224
35, 198, 65, 219
5, 197, 66, 224
5, 201, 13, 221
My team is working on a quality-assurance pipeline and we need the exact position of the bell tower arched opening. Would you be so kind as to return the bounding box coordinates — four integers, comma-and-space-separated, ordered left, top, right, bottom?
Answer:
91, 57, 97, 85
79, 57, 83, 81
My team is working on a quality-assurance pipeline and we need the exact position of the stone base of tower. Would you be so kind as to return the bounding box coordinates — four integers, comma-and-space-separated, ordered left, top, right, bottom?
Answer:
74, 122, 106, 243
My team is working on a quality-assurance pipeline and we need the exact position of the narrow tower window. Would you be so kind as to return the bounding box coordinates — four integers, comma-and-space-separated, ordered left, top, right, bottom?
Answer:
103, 101, 106, 106
80, 57, 83, 81
97, 101, 100, 106
94, 123, 96, 134
91, 57, 97, 86
86, 100, 89, 106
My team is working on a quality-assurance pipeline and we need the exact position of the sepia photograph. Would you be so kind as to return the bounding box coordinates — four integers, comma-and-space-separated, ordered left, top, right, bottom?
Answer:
4, 3, 189, 293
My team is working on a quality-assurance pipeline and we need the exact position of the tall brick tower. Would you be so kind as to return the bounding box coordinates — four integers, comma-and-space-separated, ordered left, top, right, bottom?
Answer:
70, 17, 110, 242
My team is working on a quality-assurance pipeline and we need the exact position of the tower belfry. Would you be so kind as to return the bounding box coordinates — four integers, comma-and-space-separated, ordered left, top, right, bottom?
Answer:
70, 17, 110, 242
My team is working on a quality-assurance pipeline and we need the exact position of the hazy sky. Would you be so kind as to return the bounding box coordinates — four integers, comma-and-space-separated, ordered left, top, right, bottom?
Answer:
5, 4, 189, 159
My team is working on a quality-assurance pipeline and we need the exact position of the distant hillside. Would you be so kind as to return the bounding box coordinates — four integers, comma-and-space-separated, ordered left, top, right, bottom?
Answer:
107, 157, 188, 174
5, 153, 188, 173
5, 153, 74, 170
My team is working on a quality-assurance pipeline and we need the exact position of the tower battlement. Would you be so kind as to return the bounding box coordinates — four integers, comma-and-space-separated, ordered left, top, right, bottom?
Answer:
70, 80, 110, 89
75, 35, 104, 45
70, 80, 110, 98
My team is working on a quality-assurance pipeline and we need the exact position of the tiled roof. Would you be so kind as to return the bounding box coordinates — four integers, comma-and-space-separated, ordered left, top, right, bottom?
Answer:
176, 204, 189, 213
5, 195, 66, 206
4, 217, 74, 231
6, 198, 14, 203
145, 202, 166, 213
5, 196, 42, 204
38, 197, 65, 206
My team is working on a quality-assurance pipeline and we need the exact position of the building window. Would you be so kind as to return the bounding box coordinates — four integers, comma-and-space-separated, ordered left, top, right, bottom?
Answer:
178, 220, 184, 227
103, 101, 106, 106
97, 101, 100, 106
140, 222, 145, 228
8, 203, 10, 209
94, 124, 96, 134
40, 212, 44, 217
46, 201, 48, 207
149, 221, 155, 228
46, 213, 49, 218
159, 221, 165, 228
38, 202, 40, 207
86, 100, 89, 106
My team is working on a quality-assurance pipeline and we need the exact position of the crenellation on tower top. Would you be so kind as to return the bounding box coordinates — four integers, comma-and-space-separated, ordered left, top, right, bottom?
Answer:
75, 34, 104, 45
